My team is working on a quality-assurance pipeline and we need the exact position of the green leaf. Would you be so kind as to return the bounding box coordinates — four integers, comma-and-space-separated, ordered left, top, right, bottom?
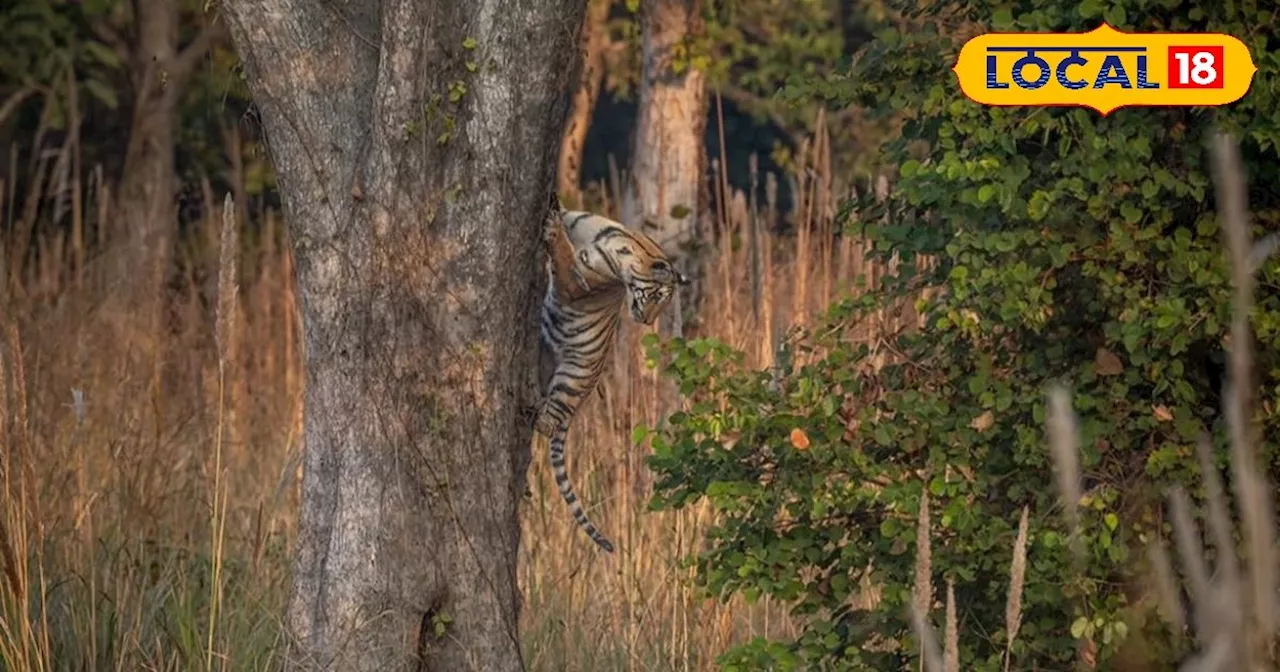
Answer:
991, 8, 1014, 29
1104, 5, 1127, 27
82, 41, 121, 68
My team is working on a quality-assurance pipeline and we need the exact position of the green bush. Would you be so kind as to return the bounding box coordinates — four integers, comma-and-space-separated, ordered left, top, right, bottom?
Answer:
642, 1, 1280, 669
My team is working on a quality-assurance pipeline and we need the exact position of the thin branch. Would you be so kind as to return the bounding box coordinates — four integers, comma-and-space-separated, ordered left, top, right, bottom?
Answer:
166, 19, 227, 100
0, 87, 38, 129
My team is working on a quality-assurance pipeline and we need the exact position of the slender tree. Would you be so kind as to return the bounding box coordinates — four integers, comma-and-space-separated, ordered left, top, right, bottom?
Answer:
626, 0, 707, 264
222, 0, 585, 668
112, 0, 218, 288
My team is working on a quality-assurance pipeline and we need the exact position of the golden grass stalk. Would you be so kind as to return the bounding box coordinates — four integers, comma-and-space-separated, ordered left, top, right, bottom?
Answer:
944, 578, 958, 672
1210, 132, 1277, 652
215, 193, 240, 377
206, 194, 239, 670
1003, 504, 1028, 672
1140, 131, 1280, 672
910, 600, 945, 672
913, 489, 933, 671
0, 339, 21, 601
1147, 537, 1186, 636
0, 325, 53, 671
1168, 486, 1214, 647
1046, 385, 1081, 538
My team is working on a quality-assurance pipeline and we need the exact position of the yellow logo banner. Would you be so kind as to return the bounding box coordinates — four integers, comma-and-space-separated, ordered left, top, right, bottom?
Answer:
951, 23, 1256, 115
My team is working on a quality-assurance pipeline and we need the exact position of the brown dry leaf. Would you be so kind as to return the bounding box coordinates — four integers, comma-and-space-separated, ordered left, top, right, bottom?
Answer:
1079, 637, 1097, 669
1153, 404, 1173, 422
790, 427, 810, 451
969, 410, 994, 432
1094, 347, 1123, 376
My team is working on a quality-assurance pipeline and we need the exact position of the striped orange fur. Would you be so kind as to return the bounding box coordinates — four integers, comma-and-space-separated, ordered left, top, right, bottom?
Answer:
536, 196, 686, 553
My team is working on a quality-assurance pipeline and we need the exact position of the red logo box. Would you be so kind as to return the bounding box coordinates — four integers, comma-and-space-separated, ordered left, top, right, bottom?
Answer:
1167, 46, 1225, 88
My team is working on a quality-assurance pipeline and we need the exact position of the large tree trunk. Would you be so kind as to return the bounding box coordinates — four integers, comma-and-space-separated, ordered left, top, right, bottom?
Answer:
222, 0, 584, 669
626, 0, 707, 320
556, 0, 611, 209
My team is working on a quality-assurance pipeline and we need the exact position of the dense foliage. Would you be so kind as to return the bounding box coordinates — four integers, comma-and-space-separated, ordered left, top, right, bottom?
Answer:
643, 1, 1280, 669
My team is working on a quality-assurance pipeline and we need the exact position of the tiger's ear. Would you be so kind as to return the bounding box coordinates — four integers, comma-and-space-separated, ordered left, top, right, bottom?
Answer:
548, 191, 564, 214
677, 272, 690, 286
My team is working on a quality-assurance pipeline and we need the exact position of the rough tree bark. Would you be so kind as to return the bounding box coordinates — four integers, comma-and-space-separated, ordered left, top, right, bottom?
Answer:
556, 0, 610, 209
625, 0, 706, 258
222, 0, 585, 669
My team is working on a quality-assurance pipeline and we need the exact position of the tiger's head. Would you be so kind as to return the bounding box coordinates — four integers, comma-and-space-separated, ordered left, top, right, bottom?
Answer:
624, 254, 687, 325
573, 221, 688, 325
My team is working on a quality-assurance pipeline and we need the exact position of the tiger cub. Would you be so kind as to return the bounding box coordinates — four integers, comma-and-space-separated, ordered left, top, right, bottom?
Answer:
537, 197, 686, 553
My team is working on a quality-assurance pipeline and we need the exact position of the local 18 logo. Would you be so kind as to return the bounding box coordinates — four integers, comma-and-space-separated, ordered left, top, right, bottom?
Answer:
951, 23, 1256, 115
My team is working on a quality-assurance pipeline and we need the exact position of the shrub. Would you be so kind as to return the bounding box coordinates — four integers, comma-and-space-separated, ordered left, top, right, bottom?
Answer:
642, 1, 1280, 669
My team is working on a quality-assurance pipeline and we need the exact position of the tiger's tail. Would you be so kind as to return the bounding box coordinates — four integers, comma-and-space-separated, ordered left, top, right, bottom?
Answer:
548, 420, 615, 553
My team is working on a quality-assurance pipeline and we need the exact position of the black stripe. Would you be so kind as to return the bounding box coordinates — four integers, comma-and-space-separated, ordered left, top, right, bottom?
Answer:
596, 245, 625, 280
559, 311, 614, 338
550, 382, 588, 398
565, 333, 613, 359
591, 227, 626, 243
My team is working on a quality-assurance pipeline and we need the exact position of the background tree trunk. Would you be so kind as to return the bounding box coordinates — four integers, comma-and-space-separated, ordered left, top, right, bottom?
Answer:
625, 0, 708, 322
113, 0, 216, 286
222, 0, 584, 669
626, 0, 706, 253
557, 0, 611, 209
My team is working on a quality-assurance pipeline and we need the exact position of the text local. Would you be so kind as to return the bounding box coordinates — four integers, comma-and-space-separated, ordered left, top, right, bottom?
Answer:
986, 47, 1160, 90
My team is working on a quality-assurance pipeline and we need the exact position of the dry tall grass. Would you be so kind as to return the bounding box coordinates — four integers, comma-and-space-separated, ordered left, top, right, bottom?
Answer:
0, 109, 903, 670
